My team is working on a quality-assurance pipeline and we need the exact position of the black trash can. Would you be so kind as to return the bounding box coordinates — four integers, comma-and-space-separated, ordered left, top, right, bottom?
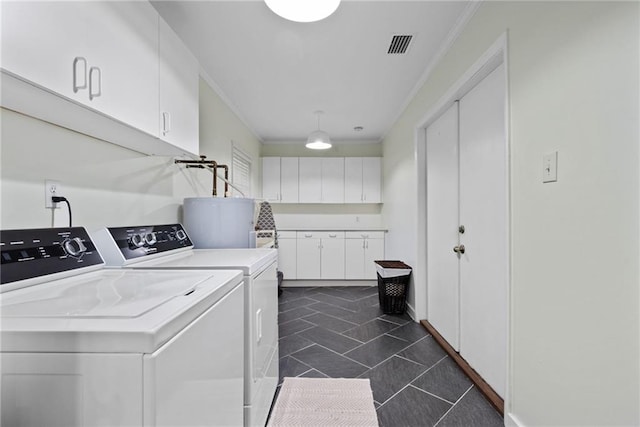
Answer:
374, 260, 412, 314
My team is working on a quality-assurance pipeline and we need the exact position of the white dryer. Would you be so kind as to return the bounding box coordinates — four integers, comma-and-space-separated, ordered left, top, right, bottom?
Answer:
93, 224, 279, 427
0, 227, 245, 427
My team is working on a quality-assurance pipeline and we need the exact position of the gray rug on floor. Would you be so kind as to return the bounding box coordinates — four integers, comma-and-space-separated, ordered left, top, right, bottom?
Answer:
268, 377, 379, 427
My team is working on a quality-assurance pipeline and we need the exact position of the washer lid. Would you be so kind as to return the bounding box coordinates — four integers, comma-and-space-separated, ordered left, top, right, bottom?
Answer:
129, 248, 278, 275
0, 269, 243, 353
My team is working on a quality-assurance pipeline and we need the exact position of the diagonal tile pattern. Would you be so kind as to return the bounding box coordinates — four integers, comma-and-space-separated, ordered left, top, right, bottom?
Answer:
273, 286, 503, 427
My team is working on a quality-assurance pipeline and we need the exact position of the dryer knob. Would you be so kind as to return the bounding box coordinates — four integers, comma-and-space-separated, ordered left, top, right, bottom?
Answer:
144, 232, 157, 245
130, 234, 145, 248
64, 237, 87, 257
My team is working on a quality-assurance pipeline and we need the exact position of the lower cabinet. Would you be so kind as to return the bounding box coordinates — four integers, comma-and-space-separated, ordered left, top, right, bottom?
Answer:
345, 232, 385, 280
276, 230, 384, 281
277, 231, 297, 280
296, 232, 345, 280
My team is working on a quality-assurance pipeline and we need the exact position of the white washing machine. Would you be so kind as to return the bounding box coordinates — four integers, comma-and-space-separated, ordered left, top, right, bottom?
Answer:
92, 224, 279, 427
0, 227, 245, 427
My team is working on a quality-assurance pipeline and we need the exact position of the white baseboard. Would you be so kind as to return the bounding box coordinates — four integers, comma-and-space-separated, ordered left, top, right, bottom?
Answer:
281, 280, 376, 288
505, 412, 524, 427
405, 302, 417, 322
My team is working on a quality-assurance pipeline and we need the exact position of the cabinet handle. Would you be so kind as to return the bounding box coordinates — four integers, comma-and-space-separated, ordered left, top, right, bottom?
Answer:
366, 241, 369, 249
162, 112, 171, 135
329, 234, 337, 238
72, 57, 87, 93
362, 241, 365, 249
304, 234, 313, 238
361, 234, 369, 238
89, 66, 101, 100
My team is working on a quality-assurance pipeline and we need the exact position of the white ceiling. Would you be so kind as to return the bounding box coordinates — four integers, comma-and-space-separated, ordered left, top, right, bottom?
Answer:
151, 0, 474, 143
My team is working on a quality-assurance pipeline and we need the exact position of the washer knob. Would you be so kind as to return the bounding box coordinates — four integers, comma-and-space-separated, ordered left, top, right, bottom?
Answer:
175, 230, 187, 241
144, 232, 157, 245
64, 237, 87, 257
130, 234, 145, 248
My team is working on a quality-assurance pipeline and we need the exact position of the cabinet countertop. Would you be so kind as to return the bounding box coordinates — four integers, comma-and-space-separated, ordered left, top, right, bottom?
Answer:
278, 228, 387, 232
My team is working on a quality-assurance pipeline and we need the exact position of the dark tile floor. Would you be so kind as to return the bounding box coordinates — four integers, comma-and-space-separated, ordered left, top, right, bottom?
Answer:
275, 286, 503, 427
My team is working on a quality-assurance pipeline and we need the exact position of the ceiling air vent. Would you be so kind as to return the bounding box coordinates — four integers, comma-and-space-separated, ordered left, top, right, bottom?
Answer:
387, 34, 413, 54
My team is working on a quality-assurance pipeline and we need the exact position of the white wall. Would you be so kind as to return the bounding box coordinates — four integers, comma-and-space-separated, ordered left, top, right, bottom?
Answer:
175, 78, 262, 202
382, 1, 639, 425
1, 77, 261, 232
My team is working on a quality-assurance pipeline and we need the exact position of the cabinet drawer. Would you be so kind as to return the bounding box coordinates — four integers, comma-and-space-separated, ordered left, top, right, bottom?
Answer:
296, 231, 345, 239
317, 232, 345, 240
277, 231, 297, 239
345, 231, 385, 239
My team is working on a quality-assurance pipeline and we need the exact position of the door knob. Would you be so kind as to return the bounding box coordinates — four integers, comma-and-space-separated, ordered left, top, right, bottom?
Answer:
453, 244, 465, 254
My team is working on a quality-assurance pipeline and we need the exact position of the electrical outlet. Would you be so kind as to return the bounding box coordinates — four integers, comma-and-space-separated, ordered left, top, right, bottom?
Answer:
45, 180, 61, 208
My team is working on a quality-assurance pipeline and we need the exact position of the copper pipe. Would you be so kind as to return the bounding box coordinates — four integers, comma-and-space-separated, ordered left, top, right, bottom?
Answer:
216, 164, 229, 197
175, 155, 219, 196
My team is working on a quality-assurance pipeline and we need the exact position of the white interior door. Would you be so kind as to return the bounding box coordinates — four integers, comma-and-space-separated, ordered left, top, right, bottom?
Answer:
458, 63, 508, 398
426, 102, 461, 350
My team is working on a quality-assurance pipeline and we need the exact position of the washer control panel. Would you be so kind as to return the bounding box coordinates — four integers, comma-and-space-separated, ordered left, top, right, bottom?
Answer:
1, 227, 103, 285
105, 224, 193, 260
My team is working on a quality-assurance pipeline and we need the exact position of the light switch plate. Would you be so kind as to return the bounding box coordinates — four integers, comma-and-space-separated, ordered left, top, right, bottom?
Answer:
543, 151, 558, 183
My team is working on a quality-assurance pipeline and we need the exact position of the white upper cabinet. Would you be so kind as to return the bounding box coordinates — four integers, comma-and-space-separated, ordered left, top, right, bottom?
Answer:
1, 1, 199, 156
280, 158, 299, 203
321, 158, 344, 203
159, 16, 199, 155
345, 157, 382, 203
298, 158, 322, 203
362, 157, 382, 203
1, 1, 90, 102
261, 157, 382, 204
261, 157, 298, 203
344, 157, 364, 202
261, 157, 281, 202
85, 1, 159, 137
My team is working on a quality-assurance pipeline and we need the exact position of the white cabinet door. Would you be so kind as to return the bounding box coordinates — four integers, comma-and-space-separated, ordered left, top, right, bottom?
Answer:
345, 239, 365, 279
280, 158, 299, 203
320, 233, 345, 279
87, 1, 159, 137
296, 233, 320, 279
321, 158, 344, 203
298, 158, 322, 203
262, 158, 281, 202
363, 237, 384, 280
362, 157, 382, 203
344, 158, 363, 203
344, 158, 382, 203
277, 233, 297, 280
159, 16, 199, 155
1, 1, 89, 102
344, 232, 385, 280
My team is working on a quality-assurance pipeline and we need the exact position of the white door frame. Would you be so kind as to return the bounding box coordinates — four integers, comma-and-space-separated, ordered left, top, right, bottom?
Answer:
414, 30, 511, 406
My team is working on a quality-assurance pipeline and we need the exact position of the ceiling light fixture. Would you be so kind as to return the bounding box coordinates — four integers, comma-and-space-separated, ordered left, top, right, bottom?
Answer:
306, 111, 332, 150
264, 0, 341, 23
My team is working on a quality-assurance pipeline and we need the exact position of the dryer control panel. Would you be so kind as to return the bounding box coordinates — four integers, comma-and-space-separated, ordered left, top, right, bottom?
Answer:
101, 224, 193, 261
0, 227, 103, 285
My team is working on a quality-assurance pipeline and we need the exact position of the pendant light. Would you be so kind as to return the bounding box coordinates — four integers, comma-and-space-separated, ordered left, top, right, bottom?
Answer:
265, 0, 341, 23
306, 111, 332, 150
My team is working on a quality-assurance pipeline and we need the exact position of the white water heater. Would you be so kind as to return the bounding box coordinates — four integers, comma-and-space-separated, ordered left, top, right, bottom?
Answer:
183, 197, 255, 249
